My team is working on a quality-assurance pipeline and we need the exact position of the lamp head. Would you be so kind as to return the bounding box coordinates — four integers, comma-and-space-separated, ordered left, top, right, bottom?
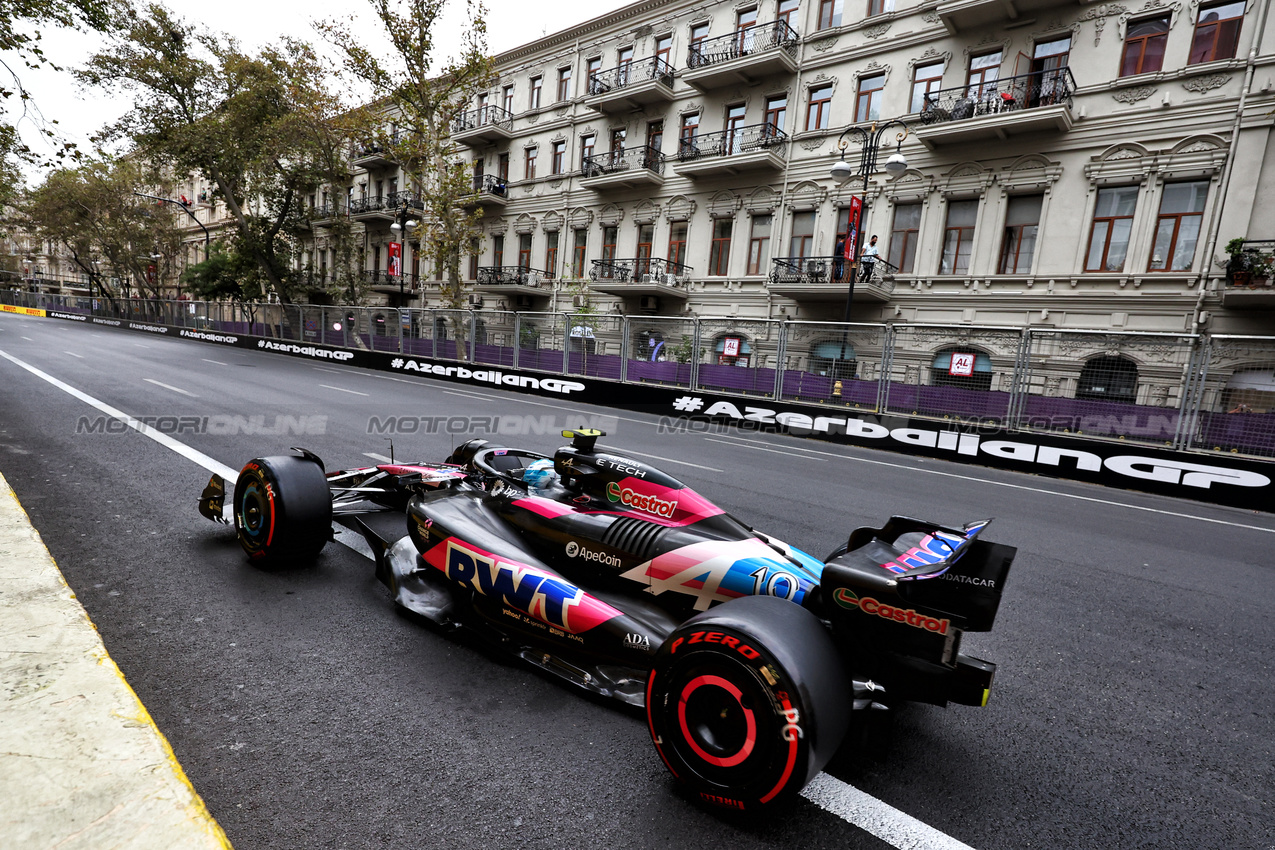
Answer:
830, 158, 854, 185
390, 221, 402, 233
884, 150, 908, 176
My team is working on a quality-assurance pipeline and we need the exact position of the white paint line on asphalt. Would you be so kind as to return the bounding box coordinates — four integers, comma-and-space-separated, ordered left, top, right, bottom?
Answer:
443, 388, 495, 401
144, 378, 198, 398
319, 384, 369, 397
134, 343, 150, 348
706, 435, 1275, 535
0, 346, 987, 848
618, 448, 723, 472
201, 358, 228, 366
313, 366, 346, 374
800, 773, 977, 850
21, 336, 32, 340
0, 349, 238, 482
363, 452, 393, 463
64, 351, 84, 358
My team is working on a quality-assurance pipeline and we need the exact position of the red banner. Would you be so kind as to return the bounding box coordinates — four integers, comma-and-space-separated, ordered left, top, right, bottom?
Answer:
388, 242, 402, 277
845, 196, 862, 264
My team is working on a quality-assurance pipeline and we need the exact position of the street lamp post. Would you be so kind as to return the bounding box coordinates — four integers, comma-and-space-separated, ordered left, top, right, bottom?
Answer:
388, 198, 417, 308
828, 119, 910, 323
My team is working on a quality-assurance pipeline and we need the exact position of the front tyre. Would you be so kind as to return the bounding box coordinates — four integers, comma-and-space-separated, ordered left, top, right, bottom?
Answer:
646, 596, 850, 811
233, 455, 332, 566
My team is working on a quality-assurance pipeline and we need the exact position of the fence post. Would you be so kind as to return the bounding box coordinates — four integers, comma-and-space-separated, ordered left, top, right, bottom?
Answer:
1007, 328, 1033, 430
561, 312, 570, 375
468, 309, 477, 361
690, 317, 701, 391
773, 320, 788, 399
1174, 336, 1210, 451
620, 315, 630, 383
876, 323, 895, 414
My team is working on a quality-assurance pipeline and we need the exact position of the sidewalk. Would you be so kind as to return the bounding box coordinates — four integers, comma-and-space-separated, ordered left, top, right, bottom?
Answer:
0, 472, 231, 849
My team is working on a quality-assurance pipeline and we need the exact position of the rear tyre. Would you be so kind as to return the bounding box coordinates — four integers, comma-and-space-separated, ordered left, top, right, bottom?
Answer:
646, 596, 850, 811
233, 455, 332, 566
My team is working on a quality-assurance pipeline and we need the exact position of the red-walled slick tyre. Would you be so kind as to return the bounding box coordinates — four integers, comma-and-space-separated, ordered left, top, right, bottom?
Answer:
233, 455, 331, 566
645, 596, 850, 811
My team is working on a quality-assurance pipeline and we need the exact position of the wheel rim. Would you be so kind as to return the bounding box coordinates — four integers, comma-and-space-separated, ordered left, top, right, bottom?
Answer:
678, 674, 757, 768
239, 482, 270, 544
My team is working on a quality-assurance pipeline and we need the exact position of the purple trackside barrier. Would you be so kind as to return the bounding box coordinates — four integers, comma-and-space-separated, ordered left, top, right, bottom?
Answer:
474, 343, 515, 367
627, 359, 692, 386
696, 363, 776, 395
1195, 411, 1275, 456
518, 348, 565, 371
1018, 394, 1180, 440
567, 352, 623, 380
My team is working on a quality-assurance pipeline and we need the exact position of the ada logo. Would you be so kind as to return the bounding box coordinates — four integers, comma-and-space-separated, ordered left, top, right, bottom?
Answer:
623, 633, 652, 651
605, 481, 677, 518
832, 588, 951, 635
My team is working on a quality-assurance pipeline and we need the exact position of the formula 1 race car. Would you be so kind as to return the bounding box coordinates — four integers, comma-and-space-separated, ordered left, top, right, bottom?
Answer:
198, 430, 1016, 811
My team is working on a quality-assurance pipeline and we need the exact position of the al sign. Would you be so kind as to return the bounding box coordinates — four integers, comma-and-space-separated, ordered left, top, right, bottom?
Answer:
949, 352, 976, 377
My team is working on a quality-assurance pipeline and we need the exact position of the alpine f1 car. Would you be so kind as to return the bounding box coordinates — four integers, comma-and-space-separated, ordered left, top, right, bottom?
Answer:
198, 429, 1015, 811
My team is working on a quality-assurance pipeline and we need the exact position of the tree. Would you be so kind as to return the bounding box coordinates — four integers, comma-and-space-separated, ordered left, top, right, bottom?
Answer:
78, 4, 354, 304
321, 0, 494, 318
23, 156, 181, 300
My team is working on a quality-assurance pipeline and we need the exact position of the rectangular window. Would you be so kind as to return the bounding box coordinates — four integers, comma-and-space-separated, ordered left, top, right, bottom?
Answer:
737, 8, 758, 52
502, 85, 513, 114
1149, 181, 1208, 271
636, 223, 655, 276
725, 103, 746, 154
524, 146, 537, 180
616, 46, 633, 85
778, 0, 799, 29
789, 211, 816, 260
475, 92, 488, 122
680, 112, 700, 148
868, 0, 896, 16
747, 214, 772, 275
818, 0, 843, 29
572, 229, 588, 277
667, 221, 688, 268
940, 200, 978, 275
999, 194, 1043, 274
710, 219, 733, 276
911, 61, 945, 113
602, 226, 618, 265
690, 22, 709, 52
1085, 186, 1139, 272
469, 238, 480, 280
764, 94, 787, 134
529, 76, 542, 110
557, 66, 572, 101
966, 50, 1002, 100
1121, 17, 1169, 76
1190, 1, 1244, 64
545, 231, 559, 277
580, 134, 595, 167
497, 152, 510, 181
586, 57, 602, 94
655, 35, 673, 66
647, 120, 664, 154
855, 73, 885, 123
492, 234, 504, 268
611, 128, 626, 153
551, 140, 566, 175
518, 233, 532, 269
807, 84, 833, 131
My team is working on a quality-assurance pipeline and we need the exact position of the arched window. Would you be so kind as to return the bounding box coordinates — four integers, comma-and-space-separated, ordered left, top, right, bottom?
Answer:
809, 339, 857, 381
1076, 355, 1138, 403
930, 348, 993, 391
714, 334, 752, 367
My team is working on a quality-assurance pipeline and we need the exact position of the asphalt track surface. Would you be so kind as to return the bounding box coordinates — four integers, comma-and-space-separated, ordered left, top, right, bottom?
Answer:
2, 313, 1273, 850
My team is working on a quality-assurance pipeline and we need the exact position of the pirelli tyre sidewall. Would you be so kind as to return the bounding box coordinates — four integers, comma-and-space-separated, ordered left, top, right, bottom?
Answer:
646, 596, 850, 811
233, 455, 332, 566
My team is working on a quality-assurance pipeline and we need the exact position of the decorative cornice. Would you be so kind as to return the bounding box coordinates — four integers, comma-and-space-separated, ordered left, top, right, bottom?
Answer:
1113, 85, 1157, 103
1182, 73, 1230, 94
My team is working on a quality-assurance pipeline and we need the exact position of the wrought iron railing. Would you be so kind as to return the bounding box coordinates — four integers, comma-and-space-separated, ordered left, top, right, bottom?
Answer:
921, 67, 1077, 125
1225, 240, 1275, 284
348, 191, 424, 215
769, 255, 898, 285
365, 270, 420, 289
469, 174, 508, 197
687, 21, 799, 69
589, 257, 691, 283
451, 105, 513, 134
477, 266, 554, 286
676, 123, 787, 162
310, 203, 346, 220
352, 134, 400, 160
588, 57, 676, 95
582, 146, 666, 178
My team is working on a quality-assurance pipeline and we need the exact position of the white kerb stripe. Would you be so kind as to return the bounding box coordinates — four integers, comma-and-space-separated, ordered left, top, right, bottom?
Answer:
0, 349, 238, 481
801, 773, 978, 850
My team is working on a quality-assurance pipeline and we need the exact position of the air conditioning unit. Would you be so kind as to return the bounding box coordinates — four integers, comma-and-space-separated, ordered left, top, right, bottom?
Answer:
639, 295, 660, 312
572, 294, 588, 308
663, 274, 679, 287
467, 294, 484, 308
526, 272, 540, 287
640, 273, 655, 284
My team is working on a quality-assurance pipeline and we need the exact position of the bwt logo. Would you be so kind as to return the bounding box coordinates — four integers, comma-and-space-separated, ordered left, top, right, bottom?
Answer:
445, 541, 586, 632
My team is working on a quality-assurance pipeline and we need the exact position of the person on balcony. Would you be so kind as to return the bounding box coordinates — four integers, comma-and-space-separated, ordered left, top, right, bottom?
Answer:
859, 235, 879, 282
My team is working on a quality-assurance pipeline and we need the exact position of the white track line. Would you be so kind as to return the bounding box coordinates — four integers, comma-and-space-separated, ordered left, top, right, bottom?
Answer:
319, 384, 369, 396
704, 435, 1275, 534
64, 351, 84, 358
201, 358, 228, 366
618, 448, 722, 472
144, 378, 198, 397
362, 452, 393, 463
0, 345, 984, 849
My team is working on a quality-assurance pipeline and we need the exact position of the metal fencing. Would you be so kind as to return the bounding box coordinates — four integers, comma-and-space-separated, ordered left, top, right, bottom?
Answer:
5, 288, 1275, 459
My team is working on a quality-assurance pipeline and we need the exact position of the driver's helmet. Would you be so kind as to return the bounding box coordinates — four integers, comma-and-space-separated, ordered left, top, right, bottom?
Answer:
522, 458, 559, 496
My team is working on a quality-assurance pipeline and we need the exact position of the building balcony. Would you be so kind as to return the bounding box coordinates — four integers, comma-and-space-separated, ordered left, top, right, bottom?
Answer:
682, 21, 799, 90
588, 258, 691, 298
365, 270, 422, 293
457, 174, 509, 210
914, 68, 1076, 148
766, 256, 895, 302
580, 146, 666, 190
349, 191, 425, 221
672, 123, 787, 178
583, 57, 676, 113
309, 203, 346, 225
934, 0, 1069, 34
352, 136, 398, 169
1221, 240, 1275, 309
451, 106, 514, 147
476, 265, 554, 296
